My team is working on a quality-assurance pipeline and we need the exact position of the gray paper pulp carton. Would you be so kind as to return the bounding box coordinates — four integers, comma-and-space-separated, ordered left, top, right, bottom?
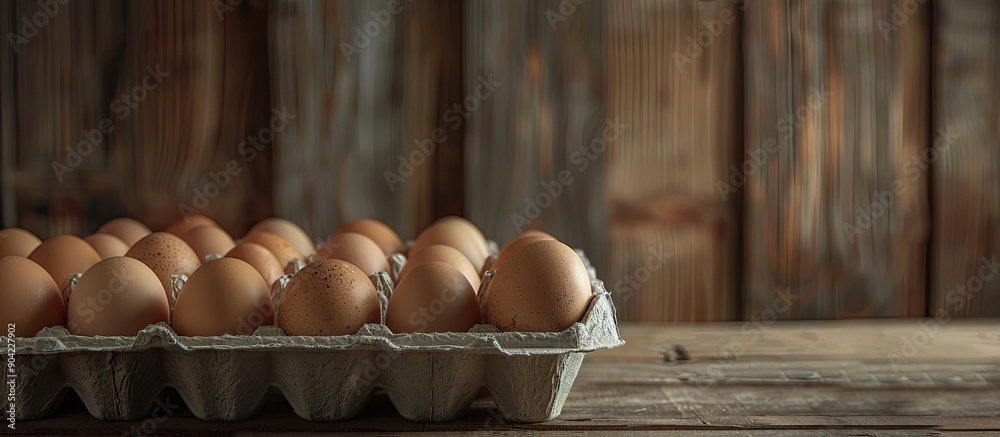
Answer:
5, 248, 623, 422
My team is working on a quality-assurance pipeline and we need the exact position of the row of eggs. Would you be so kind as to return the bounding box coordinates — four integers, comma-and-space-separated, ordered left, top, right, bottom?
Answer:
0, 216, 593, 338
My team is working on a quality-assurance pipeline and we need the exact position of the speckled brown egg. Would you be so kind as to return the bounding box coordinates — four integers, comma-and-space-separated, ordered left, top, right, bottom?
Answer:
0, 228, 43, 257
181, 226, 236, 261
398, 244, 481, 291
97, 218, 151, 246
386, 262, 480, 334
225, 242, 284, 287
249, 218, 315, 258
166, 214, 220, 236
125, 232, 202, 292
276, 259, 379, 336
241, 231, 302, 272
492, 231, 555, 269
85, 234, 130, 259
314, 232, 390, 276
68, 257, 168, 336
172, 258, 273, 336
333, 219, 405, 256
28, 235, 102, 286
0, 256, 65, 337
483, 240, 592, 332
410, 216, 490, 272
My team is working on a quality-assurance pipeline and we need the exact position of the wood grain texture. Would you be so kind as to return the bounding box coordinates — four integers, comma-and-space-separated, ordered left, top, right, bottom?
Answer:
604, 0, 741, 322
930, 0, 1000, 317
463, 0, 605, 258
1, 0, 273, 237
19, 321, 1000, 434
269, 0, 440, 241
744, 0, 930, 319
1, 0, 126, 235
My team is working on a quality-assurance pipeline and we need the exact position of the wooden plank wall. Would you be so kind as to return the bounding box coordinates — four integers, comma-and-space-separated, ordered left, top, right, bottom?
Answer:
1, 0, 273, 237
4, 0, 1000, 320
269, 0, 464, 240
604, 0, 741, 321
463, 1, 605, 261
930, 0, 1000, 317
1, 0, 126, 235
743, 0, 929, 319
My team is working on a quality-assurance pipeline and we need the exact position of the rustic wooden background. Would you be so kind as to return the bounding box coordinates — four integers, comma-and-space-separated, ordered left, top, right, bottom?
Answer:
2, 0, 997, 321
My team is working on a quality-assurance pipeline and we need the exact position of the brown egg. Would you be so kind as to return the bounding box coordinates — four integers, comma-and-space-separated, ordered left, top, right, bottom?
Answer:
28, 235, 102, 286
67, 257, 169, 336
0, 228, 43, 257
277, 259, 379, 336
249, 218, 315, 257
225, 242, 284, 287
492, 231, 555, 269
241, 232, 302, 271
410, 216, 490, 272
398, 244, 481, 291
333, 219, 405, 256
483, 240, 592, 332
172, 258, 273, 336
386, 262, 480, 333
97, 218, 151, 246
85, 234, 130, 259
181, 226, 236, 261
314, 232, 390, 276
166, 214, 219, 236
0, 256, 65, 337
125, 232, 202, 293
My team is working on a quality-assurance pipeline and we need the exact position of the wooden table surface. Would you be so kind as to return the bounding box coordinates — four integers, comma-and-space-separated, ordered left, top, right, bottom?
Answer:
18, 320, 1000, 435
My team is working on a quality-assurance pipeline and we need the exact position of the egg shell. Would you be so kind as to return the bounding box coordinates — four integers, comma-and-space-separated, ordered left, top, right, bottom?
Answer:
492, 231, 555, 269
410, 216, 490, 272
97, 218, 151, 246
172, 258, 273, 336
397, 244, 481, 291
483, 240, 592, 332
85, 234, 131, 259
277, 259, 379, 336
250, 218, 315, 257
225, 242, 284, 287
241, 231, 302, 272
0, 228, 43, 257
0, 256, 65, 337
333, 219, 405, 256
28, 235, 103, 286
314, 232, 390, 276
67, 257, 169, 336
166, 215, 219, 236
125, 232, 202, 293
182, 226, 236, 261
386, 262, 481, 334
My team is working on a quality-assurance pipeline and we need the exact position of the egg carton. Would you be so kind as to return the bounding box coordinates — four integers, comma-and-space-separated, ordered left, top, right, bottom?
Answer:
5, 248, 622, 423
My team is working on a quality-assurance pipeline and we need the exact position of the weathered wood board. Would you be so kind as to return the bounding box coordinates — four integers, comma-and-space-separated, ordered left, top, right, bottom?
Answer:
604, 0, 741, 321
743, 0, 930, 319
929, 0, 1000, 317
463, 0, 605, 257
1, 0, 273, 236
270, 0, 467, 241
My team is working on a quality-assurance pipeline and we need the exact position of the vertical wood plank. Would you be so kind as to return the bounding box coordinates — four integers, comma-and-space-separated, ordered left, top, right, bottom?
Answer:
270, 0, 457, 240
744, 0, 929, 319
464, 1, 605, 259
109, 0, 271, 235
604, 0, 741, 322
2, 0, 127, 236
930, 0, 1000, 317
